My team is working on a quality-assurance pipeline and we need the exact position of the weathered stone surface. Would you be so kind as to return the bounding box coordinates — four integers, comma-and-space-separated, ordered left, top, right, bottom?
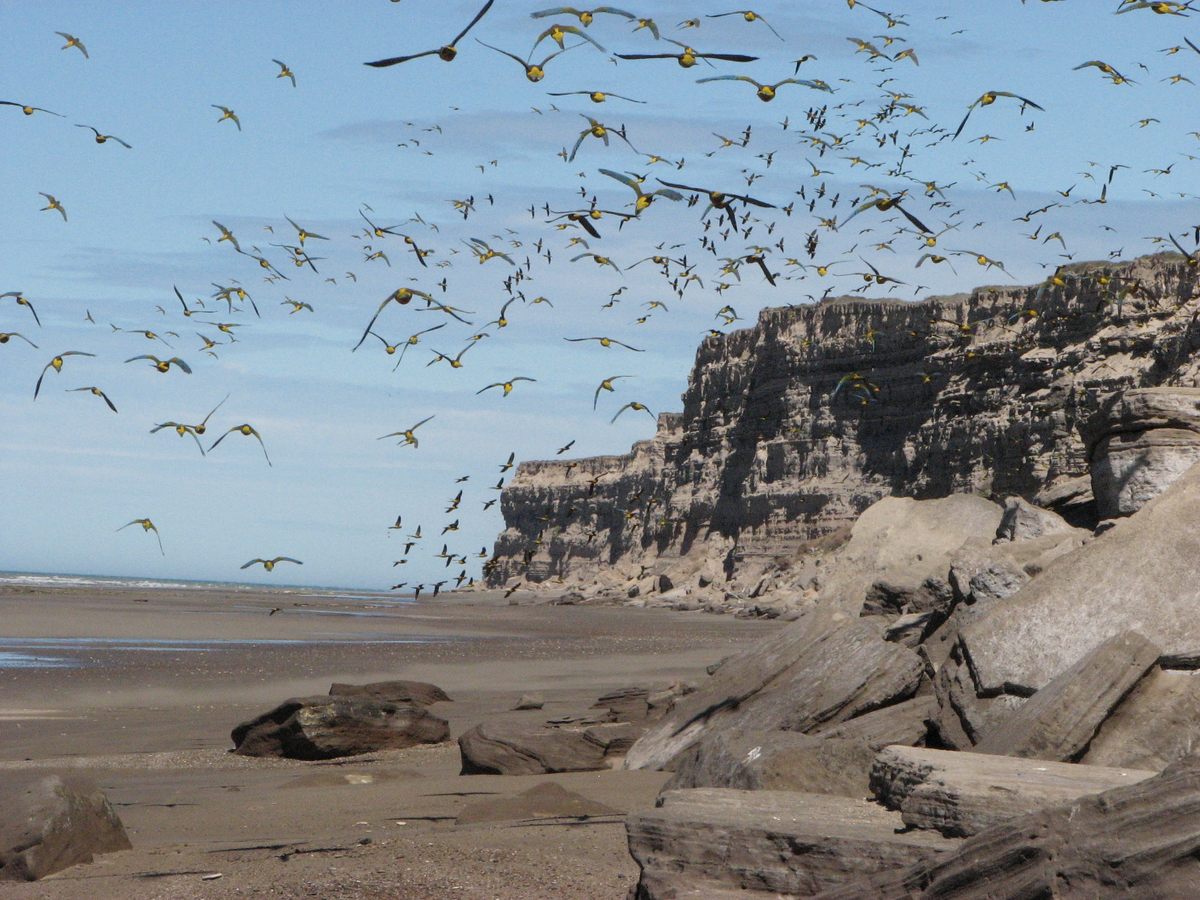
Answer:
1085, 389, 1200, 518
821, 495, 1003, 616
627, 789, 958, 899
458, 722, 609, 775
822, 753, 1200, 899
1082, 386, 1200, 442
590, 682, 692, 723
812, 695, 937, 750
327, 679, 451, 706
930, 654, 1025, 751
624, 608, 925, 771
972, 631, 1160, 761
0, 775, 131, 882
489, 256, 1200, 607
1093, 428, 1200, 517
512, 693, 544, 710
456, 782, 617, 825
1084, 668, 1200, 770
959, 460, 1200, 694
663, 731, 879, 797
871, 745, 1154, 838
231, 695, 449, 759
584, 722, 638, 756
663, 697, 935, 796
993, 496, 1080, 543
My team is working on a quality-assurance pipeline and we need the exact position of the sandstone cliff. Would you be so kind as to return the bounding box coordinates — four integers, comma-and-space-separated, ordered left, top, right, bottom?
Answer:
488, 254, 1199, 604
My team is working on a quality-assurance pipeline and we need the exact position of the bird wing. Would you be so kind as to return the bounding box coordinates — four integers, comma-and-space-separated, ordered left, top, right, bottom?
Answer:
452, 0, 497, 45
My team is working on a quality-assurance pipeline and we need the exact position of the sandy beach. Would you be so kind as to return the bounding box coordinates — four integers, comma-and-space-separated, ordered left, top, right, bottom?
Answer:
0, 582, 776, 898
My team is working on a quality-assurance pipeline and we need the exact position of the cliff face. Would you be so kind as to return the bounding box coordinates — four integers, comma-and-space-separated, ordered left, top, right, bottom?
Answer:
488, 255, 1200, 600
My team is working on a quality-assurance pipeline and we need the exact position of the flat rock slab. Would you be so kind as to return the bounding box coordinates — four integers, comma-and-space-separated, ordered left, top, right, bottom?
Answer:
1, 775, 131, 881
663, 730, 879, 797
821, 752, 1200, 898
627, 788, 957, 899
456, 782, 618, 825
625, 607, 924, 771
971, 630, 1160, 761
871, 745, 1154, 838
664, 696, 937, 796
328, 679, 451, 706
458, 722, 609, 775
231, 695, 449, 759
1084, 668, 1200, 770
960, 459, 1200, 694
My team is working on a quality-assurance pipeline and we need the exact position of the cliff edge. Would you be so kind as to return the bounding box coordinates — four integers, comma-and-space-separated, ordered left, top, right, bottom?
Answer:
487, 254, 1199, 609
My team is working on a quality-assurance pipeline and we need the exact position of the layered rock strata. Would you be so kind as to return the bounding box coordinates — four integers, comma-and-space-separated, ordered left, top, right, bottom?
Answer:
488, 254, 1199, 601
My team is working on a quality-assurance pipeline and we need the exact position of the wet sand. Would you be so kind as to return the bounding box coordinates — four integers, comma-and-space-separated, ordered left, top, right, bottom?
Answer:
0, 584, 776, 898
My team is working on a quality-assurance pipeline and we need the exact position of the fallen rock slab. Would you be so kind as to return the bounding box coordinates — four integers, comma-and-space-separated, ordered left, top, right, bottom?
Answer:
1083, 667, 1200, 770
327, 679, 451, 706
1, 775, 131, 882
871, 745, 1154, 837
231, 695, 449, 759
662, 697, 938, 795
512, 693, 544, 711
959, 459, 1200, 694
820, 752, 1200, 898
627, 788, 958, 899
663, 731, 878, 797
625, 608, 925, 771
458, 722, 609, 775
971, 630, 1160, 761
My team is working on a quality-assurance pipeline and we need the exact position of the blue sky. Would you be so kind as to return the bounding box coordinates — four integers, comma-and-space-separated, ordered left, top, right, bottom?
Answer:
1, 1, 1196, 589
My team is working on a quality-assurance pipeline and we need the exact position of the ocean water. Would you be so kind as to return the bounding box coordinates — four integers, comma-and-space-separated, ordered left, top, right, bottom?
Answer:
0, 571, 439, 670
0, 569, 401, 601
0, 635, 445, 670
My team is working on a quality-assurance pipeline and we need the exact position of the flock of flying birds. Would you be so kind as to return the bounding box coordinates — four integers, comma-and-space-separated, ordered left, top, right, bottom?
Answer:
7, 1, 1200, 595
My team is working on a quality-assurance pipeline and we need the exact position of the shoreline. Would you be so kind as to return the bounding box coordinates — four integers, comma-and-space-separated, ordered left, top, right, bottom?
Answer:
0, 583, 775, 898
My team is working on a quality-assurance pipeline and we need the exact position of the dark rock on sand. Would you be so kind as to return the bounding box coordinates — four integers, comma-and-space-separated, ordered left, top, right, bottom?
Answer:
231, 695, 450, 760
627, 788, 957, 899
822, 753, 1200, 898
458, 722, 609, 775
327, 679, 451, 706
1, 775, 131, 882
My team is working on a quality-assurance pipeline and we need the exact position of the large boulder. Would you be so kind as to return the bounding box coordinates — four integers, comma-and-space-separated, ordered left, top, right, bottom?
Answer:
327, 679, 451, 706
458, 722, 610, 775
624, 607, 926, 772
231, 695, 449, 759
1083, 387, 1200, 517
822, 753, 1200, 899
1, 775, 131, 882
957, 458, 1200, 695
627, 789, 958, 899
812, 495, 1005, 616
993, 496, 1082, 543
